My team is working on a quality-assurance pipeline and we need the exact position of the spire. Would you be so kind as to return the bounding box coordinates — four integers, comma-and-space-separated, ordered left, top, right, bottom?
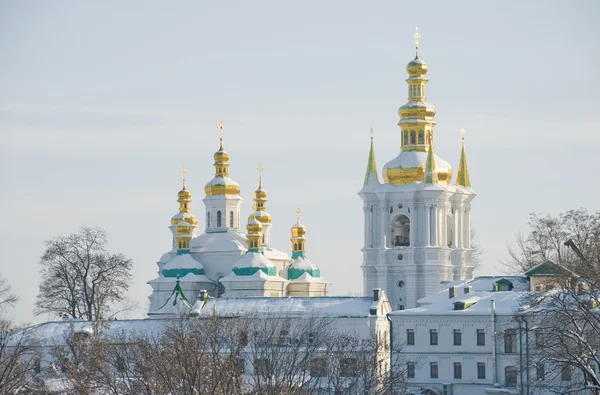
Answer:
456, 128, 472, 188
363, 128, 380, 185
423, 140, 438, 184
291, 208, 307, 259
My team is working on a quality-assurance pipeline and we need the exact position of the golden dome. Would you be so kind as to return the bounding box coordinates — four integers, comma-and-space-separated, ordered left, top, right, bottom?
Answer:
204, 127, 241, 197
406, 55, 428, 77
383, 150, 452, 185
247, 216, 263, 234
247, 163, 272, 224
172, 167, 198, 225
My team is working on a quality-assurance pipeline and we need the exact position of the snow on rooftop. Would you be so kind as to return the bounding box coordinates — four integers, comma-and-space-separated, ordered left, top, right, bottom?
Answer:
233, 251, 274, 270
193, 296, 377, 318
191, 231, 247, 251
391, 291, 524, 316
161, 254, 204, 271
293, 272, 329, 283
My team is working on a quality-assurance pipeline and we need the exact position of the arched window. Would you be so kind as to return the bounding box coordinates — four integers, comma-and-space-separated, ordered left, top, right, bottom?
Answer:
392, 215, 410, 247
410, 130, 416, 145
217, 211, 222, 227
504, 329, 517, 353
417, 85, 421, 96
207, 212, 211, 228
426, 131, 431, 145
403, 131, 408, 146
418, 131, 424, 144
230, 211, 234, 228
505, 366, 517, 387
294, 243, 298, 250
217, 276, 225, 297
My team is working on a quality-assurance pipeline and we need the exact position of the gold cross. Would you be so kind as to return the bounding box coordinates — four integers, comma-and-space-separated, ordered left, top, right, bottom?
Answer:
216, 121, 226, 139
180, 165, 188, 186
460, 127, 466, 141
413, 27, 421, 53
258, 162, 264, 178
296, 207, 301, 223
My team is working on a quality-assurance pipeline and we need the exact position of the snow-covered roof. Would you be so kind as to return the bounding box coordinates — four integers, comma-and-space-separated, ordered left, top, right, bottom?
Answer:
383, 150, 452, 175
391, 291, 524, 316
233, 251, 274, 270
290, 256, 318, 271
192, 296, 382, 318
7, 319, 172, 346
293, 272, 330, 284
418, 276, 529, 306
191, 231, 247, 252
162, 254, 204, 271
158, 252, 173, 263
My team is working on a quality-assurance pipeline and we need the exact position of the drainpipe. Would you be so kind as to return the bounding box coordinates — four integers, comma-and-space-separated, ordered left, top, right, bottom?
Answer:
386, 314, 394, 393
525, 319, 530, 395
491, 299, 497, 385
519, 320, 524, 395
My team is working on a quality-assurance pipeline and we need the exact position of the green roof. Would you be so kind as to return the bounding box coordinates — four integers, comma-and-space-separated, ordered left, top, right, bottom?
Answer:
524, 260, 564, 277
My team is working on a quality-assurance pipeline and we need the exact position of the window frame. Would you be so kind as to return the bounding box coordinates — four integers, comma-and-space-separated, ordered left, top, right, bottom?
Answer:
429, 329, 438, 346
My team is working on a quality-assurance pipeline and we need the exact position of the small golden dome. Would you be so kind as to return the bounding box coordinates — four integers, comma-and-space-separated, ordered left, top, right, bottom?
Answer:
247, 216, 263, 234
214, 146, 230, 163
291, 222, 306, 238
406, 55, 428, 77
178, 186, 191, 200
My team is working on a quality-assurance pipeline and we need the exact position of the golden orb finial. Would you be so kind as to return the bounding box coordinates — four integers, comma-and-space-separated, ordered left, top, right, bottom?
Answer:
370, 127, 374, 141
413, 26, 421, 56
460, 127, 466, 141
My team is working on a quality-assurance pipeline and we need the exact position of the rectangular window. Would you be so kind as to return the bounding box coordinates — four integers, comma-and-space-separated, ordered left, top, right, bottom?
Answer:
561, 364, 571, 381
477, 362, 486, 379
453, 329, 462, 346
430, 362, 438, 379
454, 362, 462, 379
477, 329, 485, 346
254, 358, 270, 376
310, 358, 327, 378
340, 358, 358, 377
430, 329, 438, 346
536, 363, 545, 380
504, 329, 517, 353
406, 329, 415, 345
407, 362, 415, 378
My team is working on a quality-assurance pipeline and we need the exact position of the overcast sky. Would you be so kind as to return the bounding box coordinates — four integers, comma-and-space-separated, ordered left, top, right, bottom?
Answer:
1, 0, 599, 325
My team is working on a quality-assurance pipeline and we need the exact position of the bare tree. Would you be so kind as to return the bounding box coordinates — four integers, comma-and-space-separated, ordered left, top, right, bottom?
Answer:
36, 227, 133, 321
471, 227, 485, 272
502, 209, 600, 274
48, 313, 408, 395
0, 275, 18, 313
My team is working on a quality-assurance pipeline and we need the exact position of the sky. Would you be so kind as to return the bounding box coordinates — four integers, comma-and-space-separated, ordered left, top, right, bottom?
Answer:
1, 0, 599, 325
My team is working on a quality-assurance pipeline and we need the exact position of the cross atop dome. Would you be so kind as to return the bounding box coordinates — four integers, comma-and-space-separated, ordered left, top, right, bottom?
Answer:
413, 26, 421, 55
295, 207, 301, 223
180, 165, 187, 187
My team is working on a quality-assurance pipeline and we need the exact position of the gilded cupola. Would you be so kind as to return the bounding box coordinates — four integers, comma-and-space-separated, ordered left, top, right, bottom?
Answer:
246, 215, 263, 252
204, 121, 241, 197
248, 163, 272, 224
171, 166, 198, 226
290, 208, 307, 259
382, 27, 452, 186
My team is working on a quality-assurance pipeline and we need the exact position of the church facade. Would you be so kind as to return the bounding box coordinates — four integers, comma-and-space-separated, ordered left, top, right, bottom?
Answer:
147, 123, 329, 313
359, 34, 476, 310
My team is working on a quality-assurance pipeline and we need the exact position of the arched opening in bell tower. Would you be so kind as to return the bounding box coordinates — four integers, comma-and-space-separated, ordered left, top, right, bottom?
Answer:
391, 215, 410, 247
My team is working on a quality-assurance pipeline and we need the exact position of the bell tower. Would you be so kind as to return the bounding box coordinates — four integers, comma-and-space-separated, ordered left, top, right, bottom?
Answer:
359, 29, 476, 310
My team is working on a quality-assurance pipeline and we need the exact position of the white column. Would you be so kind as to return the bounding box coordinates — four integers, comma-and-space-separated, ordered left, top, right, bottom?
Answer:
425, 204, 430, 247
431, 204, 437, 246
363, 206, 369, 248
465, 206, 471, 249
